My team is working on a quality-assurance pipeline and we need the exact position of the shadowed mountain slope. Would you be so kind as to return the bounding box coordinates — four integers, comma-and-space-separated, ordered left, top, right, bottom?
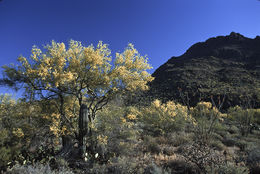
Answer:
149, 32, 260, 108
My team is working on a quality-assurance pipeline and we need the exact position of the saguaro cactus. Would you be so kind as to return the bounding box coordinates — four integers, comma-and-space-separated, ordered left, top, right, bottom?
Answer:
78, 104, 89, 158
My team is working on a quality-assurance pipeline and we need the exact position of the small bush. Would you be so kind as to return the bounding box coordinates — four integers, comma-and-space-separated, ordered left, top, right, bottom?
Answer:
228, 125, 240, 134
228, 106, 258, 136
210, 139, 225, 151
235, 140, 248, 151
140, 99, 193, 136
169, 132, 192, 147
164, 159, 200, 174
90, 156, 143, 174
222, 137, 237, 147
6, 163, 74, 174
162, 146, 175, 156
207, 162, 249, 174
92, 104, 139, 160
211, 132, 224, 141
179, 142, 225, 173
191, 102, 227, 144
144, 163, 171, 174
143, 135, 161, 154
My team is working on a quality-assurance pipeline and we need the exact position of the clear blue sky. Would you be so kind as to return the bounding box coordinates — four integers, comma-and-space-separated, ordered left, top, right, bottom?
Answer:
0, 0, 260, 96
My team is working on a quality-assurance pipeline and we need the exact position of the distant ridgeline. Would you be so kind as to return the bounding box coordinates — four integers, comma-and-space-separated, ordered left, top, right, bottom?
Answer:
148, 32, 260, 109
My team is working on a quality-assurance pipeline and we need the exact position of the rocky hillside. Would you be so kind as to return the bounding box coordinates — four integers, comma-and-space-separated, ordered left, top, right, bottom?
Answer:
149, 32, 260, 108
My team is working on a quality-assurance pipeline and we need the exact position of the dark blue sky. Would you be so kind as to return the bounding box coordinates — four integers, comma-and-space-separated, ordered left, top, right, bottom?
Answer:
1, 0, 260, 95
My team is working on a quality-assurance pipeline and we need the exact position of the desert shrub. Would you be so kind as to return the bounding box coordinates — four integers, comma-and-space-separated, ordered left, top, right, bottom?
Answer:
228, 125, 240, 134
254, 109, 260, 125
143, 135, 161, 154
144, 163, 172, 174
179, 142, 225, 173
228, 106, 258, 136
247, 148, 260, 166
207, 162, 249, 174
0, 94, 60, 171
155, 136, 169, 145
222, 137, 237, 147
211, 132, 223, 141
210, 139, 225, 151
191, 101, 227, 144
244, 141, 260, 152
235, 139, 248, 151
90, 156, 144, 174
90, 104, 139, 162
139, 99, 193, 136
214, 121, 229, 135
162, 146, 176, 156
0, 146, 13, 169
164, 159, 200, 174
168, 132, 193, 147
49, 157, 70, 171
0, 94, 21, 169
6, 163, 74, 174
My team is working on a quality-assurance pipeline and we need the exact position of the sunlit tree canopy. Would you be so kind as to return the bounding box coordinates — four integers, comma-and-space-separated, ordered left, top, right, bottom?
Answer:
2, 40, 154, 138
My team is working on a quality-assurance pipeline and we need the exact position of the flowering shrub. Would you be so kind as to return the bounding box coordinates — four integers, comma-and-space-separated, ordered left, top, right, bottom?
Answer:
190, 102, 227, 143
0, 94, 58, 171
190, 102, 227, 121
86, 104, 139, 162
139, 99, 194, 136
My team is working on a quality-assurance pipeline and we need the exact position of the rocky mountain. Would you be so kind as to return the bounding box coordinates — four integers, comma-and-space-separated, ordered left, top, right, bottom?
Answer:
149, 32, 260, 108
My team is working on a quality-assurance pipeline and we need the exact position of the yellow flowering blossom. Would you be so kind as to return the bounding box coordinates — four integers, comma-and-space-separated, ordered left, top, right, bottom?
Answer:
191, 101, 226, 121
127, 114, 137, 120
4, 40, 154, 140
12, 128, 24, 138
121, 117, 127, 123
97, 135, 108, 145
10, 40, 153, 96
152, 99, 161, 108
140, 99, 194, 135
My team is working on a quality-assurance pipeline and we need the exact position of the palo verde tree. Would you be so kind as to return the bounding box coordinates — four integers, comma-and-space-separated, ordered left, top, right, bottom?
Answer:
2, 40, 154, 148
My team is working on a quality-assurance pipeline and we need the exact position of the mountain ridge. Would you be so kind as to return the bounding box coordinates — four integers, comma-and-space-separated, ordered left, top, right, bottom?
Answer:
149, 32, 260, 108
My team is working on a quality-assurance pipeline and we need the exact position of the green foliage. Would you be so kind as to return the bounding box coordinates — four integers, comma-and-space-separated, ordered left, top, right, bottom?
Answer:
168, 132, 193, 147
89, 156, 146, 174
228, 106, 259, 136
89, 104, 139, 161
252, 108, 260, 125
143, 135, 161, 154
7, 163, 74, 174
0, 94, 58, 171
228, 125, 240, 134
209, 139, 225, 151
0, 94, 23, 169
1, 36, 260, 173
145, 163, 171, 174
2, 40, 154, 142
191, 101, 226, 143
207, 163, 249, 174
0, 146, 12, 168
139, 99, 193, 136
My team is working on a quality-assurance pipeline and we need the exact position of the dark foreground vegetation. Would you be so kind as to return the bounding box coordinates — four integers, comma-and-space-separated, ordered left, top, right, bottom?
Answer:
0, 93, 260, 174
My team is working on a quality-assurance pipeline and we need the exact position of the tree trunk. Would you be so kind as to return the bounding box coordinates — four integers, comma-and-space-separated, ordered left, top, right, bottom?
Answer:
78, 104, 89, 158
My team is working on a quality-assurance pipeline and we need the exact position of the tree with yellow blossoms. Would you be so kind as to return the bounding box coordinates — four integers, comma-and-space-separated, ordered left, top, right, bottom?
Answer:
2, 40, 154, 147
